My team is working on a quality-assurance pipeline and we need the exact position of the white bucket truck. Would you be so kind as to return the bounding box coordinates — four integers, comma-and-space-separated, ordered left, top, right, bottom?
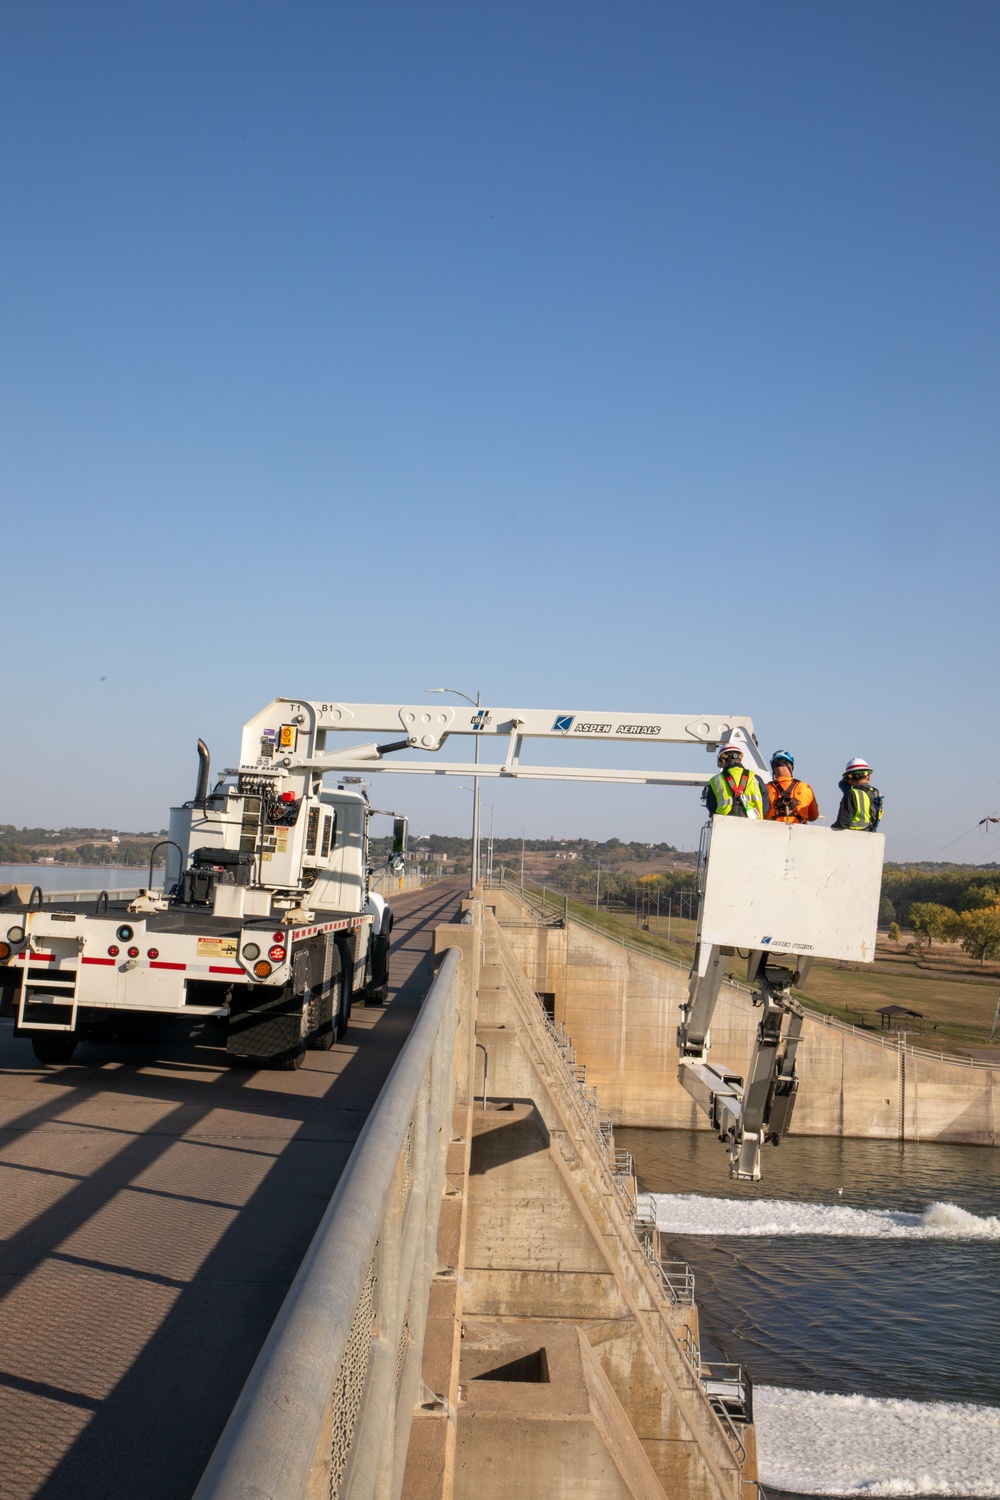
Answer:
0, 698, 410, 1068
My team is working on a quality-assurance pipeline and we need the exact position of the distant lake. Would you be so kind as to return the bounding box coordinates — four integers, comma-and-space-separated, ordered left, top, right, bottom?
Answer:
0, 864, 162, 892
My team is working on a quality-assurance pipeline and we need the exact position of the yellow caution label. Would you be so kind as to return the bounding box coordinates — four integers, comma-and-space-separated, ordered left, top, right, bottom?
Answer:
197, 937, 239, 958
278, 725, 297, 750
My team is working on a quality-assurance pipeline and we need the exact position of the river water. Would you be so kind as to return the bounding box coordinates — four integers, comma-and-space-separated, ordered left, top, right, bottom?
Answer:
618, 1127, 1000, 1499
0, 863, 151, 891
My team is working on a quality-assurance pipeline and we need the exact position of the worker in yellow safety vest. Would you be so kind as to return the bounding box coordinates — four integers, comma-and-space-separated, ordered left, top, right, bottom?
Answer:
703, 744, 765, 819
832, 758, 883, 831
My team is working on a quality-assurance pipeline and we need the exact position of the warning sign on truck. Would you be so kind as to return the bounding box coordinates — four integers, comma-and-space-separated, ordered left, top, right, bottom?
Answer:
197, 937, 239, 959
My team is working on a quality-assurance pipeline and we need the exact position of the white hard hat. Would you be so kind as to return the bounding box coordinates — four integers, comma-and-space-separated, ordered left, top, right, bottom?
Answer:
717, 742, 743, 761
844, 757, 871, 774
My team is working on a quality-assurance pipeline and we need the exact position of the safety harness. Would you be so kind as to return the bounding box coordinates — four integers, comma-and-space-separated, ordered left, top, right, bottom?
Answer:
770, 777, 806, 822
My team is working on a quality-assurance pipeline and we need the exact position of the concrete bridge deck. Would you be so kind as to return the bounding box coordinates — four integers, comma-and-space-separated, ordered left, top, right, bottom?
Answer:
0, 879, 465, 1500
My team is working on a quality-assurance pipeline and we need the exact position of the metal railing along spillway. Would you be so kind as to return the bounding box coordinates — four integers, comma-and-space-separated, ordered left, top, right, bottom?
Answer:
193, 940, 465, 1500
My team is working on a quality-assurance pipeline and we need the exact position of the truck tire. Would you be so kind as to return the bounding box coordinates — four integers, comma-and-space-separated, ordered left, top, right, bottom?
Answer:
274, 1046, 305, 1070
307, 943, 342, 1050
31, 1034, 78, 1065
308, 973, 341, 1050
338, 958, 355, 1039
367, 931, 391, 1005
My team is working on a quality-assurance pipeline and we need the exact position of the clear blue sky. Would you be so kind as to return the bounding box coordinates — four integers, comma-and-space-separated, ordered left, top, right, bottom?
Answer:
3, 1, 998, 862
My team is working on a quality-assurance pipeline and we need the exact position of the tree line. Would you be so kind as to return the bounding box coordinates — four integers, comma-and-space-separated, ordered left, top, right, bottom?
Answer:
0, 825, 168, 868
878, 865, 1000, 962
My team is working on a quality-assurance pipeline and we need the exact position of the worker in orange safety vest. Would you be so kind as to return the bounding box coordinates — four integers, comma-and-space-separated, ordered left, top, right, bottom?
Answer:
764, 750, 820, 824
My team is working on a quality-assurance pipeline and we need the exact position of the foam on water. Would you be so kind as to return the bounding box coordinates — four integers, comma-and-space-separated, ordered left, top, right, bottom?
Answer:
755, 1386, 1000, 1496
640, 1193, 1000, 1239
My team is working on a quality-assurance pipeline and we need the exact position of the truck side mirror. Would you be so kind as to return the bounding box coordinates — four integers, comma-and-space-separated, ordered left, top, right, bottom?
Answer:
392, 817, 408, 857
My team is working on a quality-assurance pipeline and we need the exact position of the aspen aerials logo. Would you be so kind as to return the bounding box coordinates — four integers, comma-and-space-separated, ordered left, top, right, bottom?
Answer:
553, 714, 574, 732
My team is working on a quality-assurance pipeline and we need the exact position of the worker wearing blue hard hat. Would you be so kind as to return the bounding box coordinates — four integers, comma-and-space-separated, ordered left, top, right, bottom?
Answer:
764, 751, 820, 825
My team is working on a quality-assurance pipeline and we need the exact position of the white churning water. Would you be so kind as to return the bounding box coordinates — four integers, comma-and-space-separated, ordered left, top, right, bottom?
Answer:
639, 1193, 1000, 1240
754, 1386, 1000, 1497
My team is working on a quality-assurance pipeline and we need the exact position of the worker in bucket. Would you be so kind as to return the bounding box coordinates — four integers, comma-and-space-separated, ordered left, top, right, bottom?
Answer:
702, 744, 765, 819
833, 758, 883, 831
764, 750, 820, 824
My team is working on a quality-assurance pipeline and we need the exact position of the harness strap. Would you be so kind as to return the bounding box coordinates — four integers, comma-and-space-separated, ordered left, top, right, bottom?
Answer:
773, 777, 806, 822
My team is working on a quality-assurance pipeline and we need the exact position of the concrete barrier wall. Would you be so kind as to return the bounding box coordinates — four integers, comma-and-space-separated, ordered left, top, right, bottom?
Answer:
493, 894, 1000, 1146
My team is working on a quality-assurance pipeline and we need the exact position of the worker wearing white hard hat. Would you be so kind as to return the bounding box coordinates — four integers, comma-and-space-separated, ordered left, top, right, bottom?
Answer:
703, 742, 765, 819
833, 758, 883, 831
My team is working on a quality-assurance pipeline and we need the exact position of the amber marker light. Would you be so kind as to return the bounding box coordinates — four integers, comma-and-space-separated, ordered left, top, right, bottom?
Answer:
0, 943, 10, 961
253, 960, 272, 979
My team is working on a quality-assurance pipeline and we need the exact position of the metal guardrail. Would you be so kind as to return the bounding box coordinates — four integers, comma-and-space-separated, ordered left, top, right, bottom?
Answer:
194, 944, 464, 1500
491, 874, 691, 974
4, 886, 155, 904
368, 870, 432, 897
660, 1260, 696, 1306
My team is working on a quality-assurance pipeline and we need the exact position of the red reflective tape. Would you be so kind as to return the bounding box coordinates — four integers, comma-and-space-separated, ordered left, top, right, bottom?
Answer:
30, 953, 55, 962
149, 961, 186, 971
82, 957, 116, 966
209, 965, 243, 975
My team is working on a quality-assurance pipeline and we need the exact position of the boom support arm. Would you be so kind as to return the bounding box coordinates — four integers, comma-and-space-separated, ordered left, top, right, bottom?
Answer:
236, 699, 769, 786
678, 945, 810, 1181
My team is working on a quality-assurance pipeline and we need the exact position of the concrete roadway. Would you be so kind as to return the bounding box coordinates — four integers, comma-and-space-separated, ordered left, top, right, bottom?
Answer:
0, 879, 465, 1500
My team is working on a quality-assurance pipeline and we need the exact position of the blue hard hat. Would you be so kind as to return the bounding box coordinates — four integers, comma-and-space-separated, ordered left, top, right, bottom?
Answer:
770, 749, 794, 768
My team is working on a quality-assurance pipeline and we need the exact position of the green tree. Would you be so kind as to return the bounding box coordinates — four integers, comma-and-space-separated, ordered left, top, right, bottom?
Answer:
887, 922, 901, 943
908, 902, 958, 949
954, 907, 1000, 964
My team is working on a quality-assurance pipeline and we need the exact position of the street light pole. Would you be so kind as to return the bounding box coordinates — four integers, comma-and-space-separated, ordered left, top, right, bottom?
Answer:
426, 686, 481, 888
517, 825, 526, 888
481, 801, 495, 883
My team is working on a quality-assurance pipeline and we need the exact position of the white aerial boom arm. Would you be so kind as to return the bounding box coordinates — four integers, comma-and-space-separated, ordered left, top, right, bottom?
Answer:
236, 699, 770, 784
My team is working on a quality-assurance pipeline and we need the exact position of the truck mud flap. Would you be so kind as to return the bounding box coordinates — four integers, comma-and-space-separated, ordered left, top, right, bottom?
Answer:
227, 990, 302, 1063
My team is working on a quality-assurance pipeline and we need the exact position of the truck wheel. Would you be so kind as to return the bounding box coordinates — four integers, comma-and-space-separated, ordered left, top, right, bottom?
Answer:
273, 1003, 308, 1069
334, 966, 350, 1040
31, 1034, 78, 1065
367, 932, 391, 1006
310, 970, 340, 1051
274, 1047, 305, 1070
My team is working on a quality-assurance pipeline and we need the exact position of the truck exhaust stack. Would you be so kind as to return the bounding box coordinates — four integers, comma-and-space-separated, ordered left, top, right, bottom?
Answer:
194, 739, 210, 807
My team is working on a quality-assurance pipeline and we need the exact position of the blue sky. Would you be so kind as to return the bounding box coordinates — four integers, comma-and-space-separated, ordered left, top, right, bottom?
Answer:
3, 1, 998, 861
